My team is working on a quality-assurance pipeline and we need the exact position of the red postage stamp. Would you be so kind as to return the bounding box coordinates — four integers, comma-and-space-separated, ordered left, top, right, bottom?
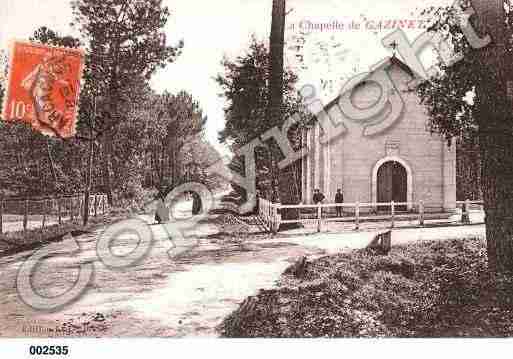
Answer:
2, 41, 85, 138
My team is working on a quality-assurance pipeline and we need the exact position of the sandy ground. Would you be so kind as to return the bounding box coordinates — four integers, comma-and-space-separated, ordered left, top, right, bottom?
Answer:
0, 201, 486, 338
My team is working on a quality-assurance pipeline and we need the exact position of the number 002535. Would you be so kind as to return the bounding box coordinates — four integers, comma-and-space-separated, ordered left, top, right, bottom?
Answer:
29, 345, 69, 356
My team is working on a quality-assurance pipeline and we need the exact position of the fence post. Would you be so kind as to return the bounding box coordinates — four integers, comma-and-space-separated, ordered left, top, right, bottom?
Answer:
263, 200, 267, 229
76, 195, 80, 221
94, 195, 98, 217
275, 203, 282, 234
391, 201, 395, 228
355, 201, 360, 231
23, 199, 29, 232
277, 204, 282, 232
42, 200, 47, 229
462, 199, 471, 224
269, 202, 273, 233
58, 197, 62, 225
419, 200, 425, 227
264, 202, 273, 232
0, 199, 3, 234
317, 204, 322, 233
77, 195, 81, 221
102, 195, 106, 215
271, 203, 278, 234
270, 202, 273, 232
70, 197, 75, 221
76, 195, 80, 220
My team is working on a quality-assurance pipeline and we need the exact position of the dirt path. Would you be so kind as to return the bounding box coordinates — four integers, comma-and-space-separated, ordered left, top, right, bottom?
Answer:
0, 204, 486, 338
1, 219, 60, 233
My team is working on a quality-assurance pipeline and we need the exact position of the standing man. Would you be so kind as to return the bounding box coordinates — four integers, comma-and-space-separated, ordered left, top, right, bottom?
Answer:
335, 188, 344, 217
191, 191, 202, 215
313, 189, 325, 204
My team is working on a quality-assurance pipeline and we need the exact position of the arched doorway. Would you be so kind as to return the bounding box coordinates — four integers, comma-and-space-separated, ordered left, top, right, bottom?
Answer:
377, 161, 408, 212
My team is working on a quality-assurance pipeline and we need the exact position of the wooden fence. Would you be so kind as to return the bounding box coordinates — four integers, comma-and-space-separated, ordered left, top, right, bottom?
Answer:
258, 198, 281, 233
257, 198, 484, 234
0, 193, 109, 234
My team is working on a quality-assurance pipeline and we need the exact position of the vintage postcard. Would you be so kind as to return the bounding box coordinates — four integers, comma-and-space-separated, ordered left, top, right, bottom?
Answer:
0, 0, 511, 357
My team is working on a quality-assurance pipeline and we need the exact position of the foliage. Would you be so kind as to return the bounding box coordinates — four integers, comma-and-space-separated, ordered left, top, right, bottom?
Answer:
71, 0, 183, 96
221, 237, 513, 338
217, 36, 300, 148
0, 28, 86, 197
145, 91, 206, 191
416, 0, 513, 274
0, 2, 224, 206
415, 0, 513, 147
30, 26, 82, 48
69, 0, 184, 204
216, 37, 310, 202
456, 137, 482, 200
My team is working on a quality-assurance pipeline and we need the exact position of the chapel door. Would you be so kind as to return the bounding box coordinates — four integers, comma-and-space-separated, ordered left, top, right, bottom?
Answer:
377, 161, 407, 212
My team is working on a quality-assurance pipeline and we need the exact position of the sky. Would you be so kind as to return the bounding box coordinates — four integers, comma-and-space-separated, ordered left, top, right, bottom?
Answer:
0, 0, 452, 156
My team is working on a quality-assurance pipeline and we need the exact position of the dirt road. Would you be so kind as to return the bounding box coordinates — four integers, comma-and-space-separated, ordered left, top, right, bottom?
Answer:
0, 203, 486, 338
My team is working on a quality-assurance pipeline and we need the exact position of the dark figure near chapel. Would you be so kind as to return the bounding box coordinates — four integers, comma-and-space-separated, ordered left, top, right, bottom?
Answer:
313, 189, 325, 204
335, 188, 344, 217
192, 191, 202, 215
155, 192, 166, 224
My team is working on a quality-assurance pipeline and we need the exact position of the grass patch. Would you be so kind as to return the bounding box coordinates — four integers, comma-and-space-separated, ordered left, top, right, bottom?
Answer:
0, 222, 87, 256
220, 238, 513, 338
0, 208, 132, 257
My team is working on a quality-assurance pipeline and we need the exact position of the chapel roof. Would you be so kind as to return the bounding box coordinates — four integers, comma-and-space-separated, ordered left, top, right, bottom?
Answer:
318, 55, 416, 117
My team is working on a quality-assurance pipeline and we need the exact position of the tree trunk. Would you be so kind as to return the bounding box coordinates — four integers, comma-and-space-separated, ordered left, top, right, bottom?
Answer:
101, 32, 122, 207
83, 124, 95, 226
46, 139, 58, 189
102, 132, 114, 206
478, 128, 513, 274
266, 0, 286, 202
472, 0, 513, 275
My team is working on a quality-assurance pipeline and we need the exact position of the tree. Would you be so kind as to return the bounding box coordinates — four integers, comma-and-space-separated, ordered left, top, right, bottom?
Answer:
71, 0, 183, 205
470, 0, 513, 276
30, 26, 81, 48
31, 27, 82, 194
417, 0, 513, 274
216, 37, 304, 203
0, 28, 87, 198
456, 137, 482, 200
266, 0, 287, 201
144, 90, 207, 193
218, 39, 299, 145
0, 7, 216, 225
179, 133, 225, 191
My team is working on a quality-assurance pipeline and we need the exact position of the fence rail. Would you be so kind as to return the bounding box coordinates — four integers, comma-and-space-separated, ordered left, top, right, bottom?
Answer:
0, 193, 109, 234
257, 198, 484, 234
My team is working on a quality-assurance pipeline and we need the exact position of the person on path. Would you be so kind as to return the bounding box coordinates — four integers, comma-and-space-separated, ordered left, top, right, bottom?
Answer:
155, 192, 170, 224
335, 188, 344, 217
192, 191, 202, 215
